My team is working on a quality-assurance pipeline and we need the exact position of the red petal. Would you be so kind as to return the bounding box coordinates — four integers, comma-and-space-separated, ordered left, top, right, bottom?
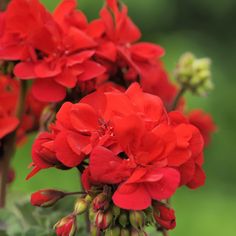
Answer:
90, 146, 131, 184
34, 61, 62, 78
70, 103, 99, 132
53, 0, 77, 26
14, 62, 36, 79
77, 60, 106, 82
130, 43, 165, 61
80, 91, 107, 116
112, 183, 151, 210
113, 114, 145, 153
55, 131, 84, 167
0, 117, 19, 138
87, 19, 105, 38
26, 165, 41, 180
178, 160, 195, 186
54, 67, 78, 88
31, 79, 66, 102
67, 131, 91, 155
168, 148, 191, 167
187, 165, 206, 189
146, 168, 180, 200
56, 102, 73, 129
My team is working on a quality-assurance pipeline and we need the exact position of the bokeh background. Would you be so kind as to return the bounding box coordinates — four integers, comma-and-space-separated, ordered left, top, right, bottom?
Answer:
8, 0, 236, 235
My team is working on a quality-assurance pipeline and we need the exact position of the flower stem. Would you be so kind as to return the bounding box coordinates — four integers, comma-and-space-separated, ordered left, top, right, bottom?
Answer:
162, 229, 169, 236
65, 191, 86, 196
0, 133, 15, 208
170, 86, 186, 111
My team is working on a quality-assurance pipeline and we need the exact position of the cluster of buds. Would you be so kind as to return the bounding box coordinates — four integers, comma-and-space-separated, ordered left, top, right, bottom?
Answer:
30, 185, 177, 235
87, 186, 150, 236
174, 52, 213, 96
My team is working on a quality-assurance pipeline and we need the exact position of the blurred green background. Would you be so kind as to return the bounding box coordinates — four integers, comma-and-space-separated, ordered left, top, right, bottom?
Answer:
8, 0, 236, 235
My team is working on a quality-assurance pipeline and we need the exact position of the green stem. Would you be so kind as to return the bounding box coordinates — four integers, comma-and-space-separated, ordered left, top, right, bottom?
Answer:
65, 191, 86, 196
170, 86, 186, 111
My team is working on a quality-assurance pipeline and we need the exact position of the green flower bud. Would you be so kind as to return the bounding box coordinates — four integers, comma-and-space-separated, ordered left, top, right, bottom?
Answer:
89, 206, 97, 222
129, 211, 145, 230
90, 224, 101, 236
112, 205, 121, 220
121, 228, 131, 236
105, 226, 121, 236
119, 212, 128, 228
175, 52, 213, 96
74, 198, 88, 215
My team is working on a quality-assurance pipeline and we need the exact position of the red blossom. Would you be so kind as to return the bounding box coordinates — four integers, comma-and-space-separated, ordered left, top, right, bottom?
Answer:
0, 0, 106, 102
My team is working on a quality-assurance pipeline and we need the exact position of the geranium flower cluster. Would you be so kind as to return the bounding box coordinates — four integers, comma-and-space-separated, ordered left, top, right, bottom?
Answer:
0, 0, 216, 235
29, 83, 209, 234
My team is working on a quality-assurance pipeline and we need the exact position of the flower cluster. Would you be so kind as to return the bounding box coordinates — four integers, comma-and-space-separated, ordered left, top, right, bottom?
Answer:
0, 0, 216, 235
29, 83, 210, 234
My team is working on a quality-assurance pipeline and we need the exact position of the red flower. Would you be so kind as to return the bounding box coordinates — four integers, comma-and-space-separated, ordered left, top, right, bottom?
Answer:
31, 189, 65, 207
81, 84, 180, 210
153, 202, 176, 230
0, 0, 105, 102
188, 109, 216, 146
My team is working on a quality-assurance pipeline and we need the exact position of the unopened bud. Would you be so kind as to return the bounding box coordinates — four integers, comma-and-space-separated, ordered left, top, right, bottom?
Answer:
90, 224, 101, 236
93, 192, 110, 211
74, 198, 88, 215
105, 226, 121, 236
112, 205, 121, 219
119, 212, 128, 228
54, 214, 77, 236
121, 228, 131, 236
31, 189, 65, 207
175, 52, 213, 96
153, 201, 176, 230
95, 210, 113, 230
129, 211, 145, 230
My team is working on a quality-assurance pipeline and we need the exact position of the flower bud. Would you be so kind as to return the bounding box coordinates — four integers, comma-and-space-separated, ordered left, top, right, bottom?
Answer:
74, 198, 88, 215
119, 212, 128, 228
54, 214, 77, 236
31, 189, 65, 207
93, 192, 110, 211
105, 226, 121, 236
175, 52, 213, 96
112, 205, 121, 219
121, 228, 131, 236
129, 211, 145, 230
90, 224, 102, 236
89, 206, 97, 222
153, 202, 176, 230
95, 210, 113, 230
